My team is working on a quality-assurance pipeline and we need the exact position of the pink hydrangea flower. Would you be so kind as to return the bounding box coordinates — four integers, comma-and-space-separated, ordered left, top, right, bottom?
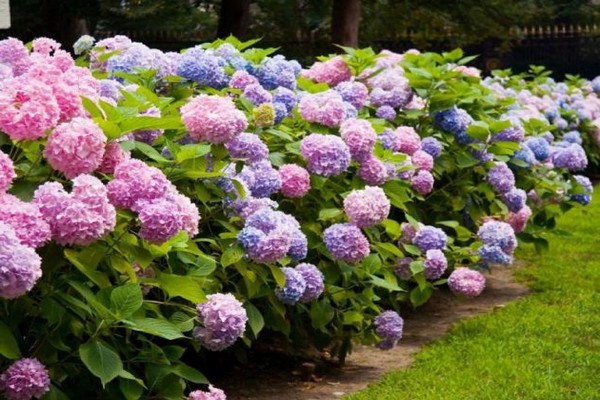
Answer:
229, 70, 259, 90
298, 90, 346, 128
340, 118, 377, 162
343, 186, 391, 228
395, 126, 422, 155
188, 385, 227, 400
0, 194, 51, 249
137, 198, 183, 244
279, 164, 311, 198
0, 77, 60, 141
53, 66, 101, 122
0, 38, 30, 76
358, 155, 389, 186
43, 117, 106, 178
411, 170, 434, 195
164, 188, 201, 238
97, 141, 131, 174
0, 150, 15, 192
411, 150, 434, 171
181, 95, 248, 144
506, 204, 532, 233
448, 267, 486, 297
303, 56, 351, 87
107, 159, 169, 210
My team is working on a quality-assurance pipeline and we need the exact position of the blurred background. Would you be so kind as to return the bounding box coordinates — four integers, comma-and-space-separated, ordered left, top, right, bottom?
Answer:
2, 0, 600, 77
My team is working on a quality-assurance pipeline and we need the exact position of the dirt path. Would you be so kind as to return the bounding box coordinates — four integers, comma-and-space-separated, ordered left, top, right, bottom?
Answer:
216, 266, 529, 400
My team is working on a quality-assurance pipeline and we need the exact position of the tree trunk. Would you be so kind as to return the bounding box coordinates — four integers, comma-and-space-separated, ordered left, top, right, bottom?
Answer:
331, 0, 361, 48
40, 0, 96, 51
217, 0, 251, 39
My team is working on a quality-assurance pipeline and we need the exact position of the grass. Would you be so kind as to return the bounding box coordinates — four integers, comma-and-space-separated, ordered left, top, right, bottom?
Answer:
346, 189, 600, 400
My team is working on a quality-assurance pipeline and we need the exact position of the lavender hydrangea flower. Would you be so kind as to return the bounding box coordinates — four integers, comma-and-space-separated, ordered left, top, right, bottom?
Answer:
225, 132, 269, 164
477, 220, 517, 254
0, 223, 43, 300
288, 229, 308, 261
487, 162, 515, 194
272, 87, 297, 112
491, 126, 524, 142
421, 137, 442, 159
194, 293, 247, 351
323, 223, 370, 263
552, 143, 588, 171
296, 263, 325, 303
563, 130, 582, 144
411, 170, 434, 195
242, 161, 281, 198
374, 310, 404, 350
300, 134, 351, 177
340, 118, 377, 162
479, 245, 513, 266
188, 385, 226, 400
275, 267, 307, 305
254, 55, 299, 90
394, 257, 413, 280
413, 225, 448, 252
424, 249, 448, 280
448, 267, 486, 297
343, 186, 391, 228
334, 81, 368, 110
503, 188, 527, 213
512, 145, 535, 167
0, 358, 50, 400
376, 105, 396, 120
243, 83, 272, 106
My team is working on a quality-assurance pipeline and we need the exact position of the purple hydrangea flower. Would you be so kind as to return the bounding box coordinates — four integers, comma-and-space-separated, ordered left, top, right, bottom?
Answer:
243, 83, 272, 106
288, 229, 308, 261
334, 81, 368, 110
275, 267, 307, 305
411, 170, 434, 195
272, 87, 297, 112
394, 257, 413, 280
570, 175, 593, 205
340, 118, 377, 162
552, 143, 588, 171
300, 134, 351, 177
376, 105, 396, 120
448, 267, 486, 297
424, 249, 448, 280
343, 186, 391, 228
563, 130, 582, 144
188, 385, 226, 400
379, 128, 396, 150
525, 137, 550, 161
374, 310, 404, 350
479, 245, 513, 266
137, 198, 183, 244
242, 161, 281, 198
491, 126, 524, 142
296, 263, 325, 303
413, 225, 448, 252
225, 132, 269, 164
477, 220, 517, 254
421, 137, 442, 159
323, 223, 370, 263
194, 293, 248, 351
358, 155, 389, 186
503, 188, 527, 213
0, 358, 50, 400
434, 107, 474, 145
487, 162, 515, 194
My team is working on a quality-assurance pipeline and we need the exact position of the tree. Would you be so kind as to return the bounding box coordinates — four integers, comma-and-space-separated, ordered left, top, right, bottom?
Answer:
217, 0, 251, 38
331, 0, 361, 47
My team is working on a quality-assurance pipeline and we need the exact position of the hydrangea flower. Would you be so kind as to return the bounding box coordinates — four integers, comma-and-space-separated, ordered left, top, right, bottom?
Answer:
421, 137, 442, 159
376, 105, 396, 120
252, 103, 275, 128
479, 244, 513, 266
298, 91, 345, 129
323, 223, 370, 263
107, 159, 169, 210
176, 46, 228, 88
503, 188, 527, 213
43, 117, 106, 178
0, 195, 51, 249
229, 69, 258, 90
254, 55, 300, 90
275, 267, 307, 305
188, 385, 227, 400
343, 186, 391, 228
448, 267, 486, 297
133, 106, 163, 144
243, 83, 272, 106
491, 126, 524, 142
296, 263, 325, 303
225, 132, 269, 164
358, 155, 389, 186
241, 161, 281, 198
288, 228, 308, 261
0, 77, 60, 141
512, 145, 535, 167
0, 358, 50, 400
477, 220, 517, 254
487, 162, 515, 194
394, 257, 413, 280
194, 293, 247, 351
181, 95, 248, 144
97, 141, 131, 175
303, 56, 351, 86
525, 137, 551, 161
563, 130, 582, 144
374, 310, 404, 350
399, 222, 419, 244
272, 87, 297, 112
334, 81, 368, 110
0, 150, 15, 192
411, 170, 434, 195
300, 134, 350, 177
413, 225, 447, 252
394, 126, 421, 155
136, 198, 183, 244
434, 107, 474, 145
0, 38, 30, 76
424, 249, 447, 280
279, 164, 310, 198
552, 143, 588, 171
0, 222, 43, 300
507, 205, 532, 233
570, 175, 593, 205
411, 150, 434, 171
340, 118, 377, 162
73, 35, 95, 55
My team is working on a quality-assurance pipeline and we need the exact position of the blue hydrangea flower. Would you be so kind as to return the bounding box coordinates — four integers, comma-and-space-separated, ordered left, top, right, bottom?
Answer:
563, 130, 582, 145
412, 226, 448, 252
503, 188, 526, 213
524, 137, 550, 161
434, 107, 474, 145
421, 137, 442, 159
491, 126, 524, 143
275, 267, 306, 305
477, 220, 517, 254
512, 145, 535, 167
272, 87, 297, 112
570, 175, 593, 205
479, 244, 513, 266
376, 105, 396, 120
176, 46, 228, 88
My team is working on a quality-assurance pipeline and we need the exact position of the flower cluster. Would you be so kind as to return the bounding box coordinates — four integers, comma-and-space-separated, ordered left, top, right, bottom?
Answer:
0, 358, 50, 400
323, 223, 370, 263
194, 293, 248, 351
448, 267, 486, 297
188, 386, 227, 400
300, 133, 351, 177
181, 95, 248, 144
374, 310, 404, 350
477, 221, 517, 266
343, 186, 391, 228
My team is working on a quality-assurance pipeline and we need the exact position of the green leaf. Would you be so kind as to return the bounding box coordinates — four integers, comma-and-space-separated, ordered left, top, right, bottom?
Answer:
244, 302, 265, 337
268, 264, 286, 287
110, 283, 143, 317
119, 378, 144, 400
310, 300, 335, 330
156, 273, 205, 303
381, 219, 401, 240
65, 248, 111, 288
127, 318, 185, 340
221, 245, 244, 267
80, 341, 124, 387
134, 141, 171, 163
0, 321, 21, 359
410, 285, 434, 307
170, 363, 208, 384
369, 275, 404, 292
175, 144, 212, 163
120, 116, 182, 134
318, 208, 343, 221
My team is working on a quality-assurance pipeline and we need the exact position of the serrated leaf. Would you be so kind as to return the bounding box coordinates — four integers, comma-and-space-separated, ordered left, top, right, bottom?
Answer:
318, 208, 343, 221
221, 245, 244, 267
110, 283, 143, 317
80, 341, 124, 387
134, 141, 171, 163
156, 273, 205, 303
127, 318, 185, 340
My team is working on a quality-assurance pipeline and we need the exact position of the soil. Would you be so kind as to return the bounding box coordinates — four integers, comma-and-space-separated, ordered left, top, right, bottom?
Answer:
215, 266, 530, 400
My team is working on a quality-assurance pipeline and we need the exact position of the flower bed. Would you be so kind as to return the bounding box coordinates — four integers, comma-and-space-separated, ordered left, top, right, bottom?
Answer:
0, 35, 596, 399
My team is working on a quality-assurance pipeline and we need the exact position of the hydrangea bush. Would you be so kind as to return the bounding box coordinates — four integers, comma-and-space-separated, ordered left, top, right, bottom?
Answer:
0, 36, 595, 399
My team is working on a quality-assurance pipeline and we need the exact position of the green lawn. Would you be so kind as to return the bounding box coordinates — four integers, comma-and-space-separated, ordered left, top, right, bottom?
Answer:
347, 190, 600, 400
